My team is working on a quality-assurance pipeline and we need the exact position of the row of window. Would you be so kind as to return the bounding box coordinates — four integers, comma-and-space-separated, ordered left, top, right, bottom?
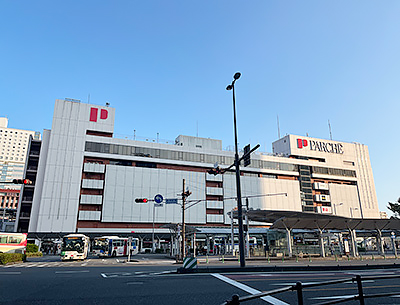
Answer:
312, 166, 356, 178
84, 141, 357, 178
85, 142, 299, 172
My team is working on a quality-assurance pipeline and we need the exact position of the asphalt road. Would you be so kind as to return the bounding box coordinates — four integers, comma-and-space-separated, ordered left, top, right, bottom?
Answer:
2, 255, 400, 305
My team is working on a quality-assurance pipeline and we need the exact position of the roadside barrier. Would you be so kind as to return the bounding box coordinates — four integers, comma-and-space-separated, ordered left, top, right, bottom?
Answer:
182, 257, 197, 269
222, 274, 400, 305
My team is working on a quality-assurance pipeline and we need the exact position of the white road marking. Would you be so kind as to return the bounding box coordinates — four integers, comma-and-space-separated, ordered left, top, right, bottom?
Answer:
311, 294, 356, 300
55, 270, 90, 274
152, 270, 174, 275
211, 273, 289, 305
0, 272, 21, 275
101, 273, 107, 278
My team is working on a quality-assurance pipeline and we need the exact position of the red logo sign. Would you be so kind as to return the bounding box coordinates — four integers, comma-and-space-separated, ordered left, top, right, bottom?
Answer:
297, 139, 308, 149
90, 108, 108, 122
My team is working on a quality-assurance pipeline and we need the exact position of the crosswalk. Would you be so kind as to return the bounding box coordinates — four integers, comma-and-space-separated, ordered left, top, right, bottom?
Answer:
1, 260, 92, 268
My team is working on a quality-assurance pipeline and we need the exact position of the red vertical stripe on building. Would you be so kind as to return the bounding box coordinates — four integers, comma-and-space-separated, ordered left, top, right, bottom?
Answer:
297, 139, 303, 148
90, 108, 98, 122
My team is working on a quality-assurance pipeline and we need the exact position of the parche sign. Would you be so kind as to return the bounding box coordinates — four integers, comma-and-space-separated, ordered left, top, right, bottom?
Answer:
297, 138, 344, 154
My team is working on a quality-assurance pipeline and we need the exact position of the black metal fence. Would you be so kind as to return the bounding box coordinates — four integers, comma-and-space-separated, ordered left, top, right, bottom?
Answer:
222, 274, 400, 305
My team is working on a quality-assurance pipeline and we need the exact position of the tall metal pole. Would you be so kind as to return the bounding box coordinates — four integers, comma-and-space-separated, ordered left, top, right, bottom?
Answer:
181, 179, 186, 260
231, 79, 246, 268
152, 202, 155, 253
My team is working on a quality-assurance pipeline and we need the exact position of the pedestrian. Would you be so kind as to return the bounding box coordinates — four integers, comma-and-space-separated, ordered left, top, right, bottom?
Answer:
264, 243, 270, 257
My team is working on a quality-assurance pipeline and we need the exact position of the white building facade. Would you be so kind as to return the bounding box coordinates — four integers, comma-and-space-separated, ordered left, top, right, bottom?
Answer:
19, 99, 380, 235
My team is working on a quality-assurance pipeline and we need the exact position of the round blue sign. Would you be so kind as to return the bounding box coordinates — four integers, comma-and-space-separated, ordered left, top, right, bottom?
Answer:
154, 194, 163, 204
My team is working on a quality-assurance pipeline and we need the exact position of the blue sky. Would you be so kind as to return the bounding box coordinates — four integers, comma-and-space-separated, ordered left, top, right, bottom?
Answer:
1, 1, 399, 215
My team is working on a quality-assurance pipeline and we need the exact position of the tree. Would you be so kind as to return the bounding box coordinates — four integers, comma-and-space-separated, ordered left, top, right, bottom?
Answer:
388, 198, 400, 218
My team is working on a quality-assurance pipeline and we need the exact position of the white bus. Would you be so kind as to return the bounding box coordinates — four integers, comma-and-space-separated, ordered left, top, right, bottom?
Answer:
92, 236, 139, 257
61, 234, 90, 261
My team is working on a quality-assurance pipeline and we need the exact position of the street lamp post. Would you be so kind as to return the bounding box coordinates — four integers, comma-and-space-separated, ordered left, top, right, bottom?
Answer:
226, 72, 246, 268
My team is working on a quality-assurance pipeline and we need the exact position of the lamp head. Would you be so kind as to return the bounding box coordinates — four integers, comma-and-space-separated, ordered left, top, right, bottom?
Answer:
233, 72, 241, 80
226, 85, 233, 91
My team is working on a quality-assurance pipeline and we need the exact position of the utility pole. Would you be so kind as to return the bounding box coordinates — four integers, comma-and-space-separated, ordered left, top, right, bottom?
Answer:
181, 179, 186, 260
181, 178, 192, 260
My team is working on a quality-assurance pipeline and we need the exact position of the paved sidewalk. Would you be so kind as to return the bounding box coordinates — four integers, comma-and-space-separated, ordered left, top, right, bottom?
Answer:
178, 254, 400, 273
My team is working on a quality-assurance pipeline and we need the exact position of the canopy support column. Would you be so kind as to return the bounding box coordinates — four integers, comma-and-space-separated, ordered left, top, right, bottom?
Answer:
285, 227, 293, 258
318, 228, 326, 258
376, 229, 385, 255
349, 229, 358, 257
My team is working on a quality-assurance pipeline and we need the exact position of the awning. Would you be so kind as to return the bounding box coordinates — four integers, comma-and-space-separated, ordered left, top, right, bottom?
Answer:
241, 209, 400, 231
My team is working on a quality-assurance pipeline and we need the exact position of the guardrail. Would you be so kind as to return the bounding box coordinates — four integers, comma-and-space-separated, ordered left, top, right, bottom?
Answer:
222, 274, 400, 305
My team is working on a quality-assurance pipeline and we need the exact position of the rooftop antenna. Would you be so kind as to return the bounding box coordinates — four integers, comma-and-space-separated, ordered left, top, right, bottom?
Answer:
328, 120, 332, 140
88, 94, 90, 104
157, 132, 159, 143
277, 115, 281, 139
134, 129, 136, 141
196, 121, 199, 137
105, 102, 110, 107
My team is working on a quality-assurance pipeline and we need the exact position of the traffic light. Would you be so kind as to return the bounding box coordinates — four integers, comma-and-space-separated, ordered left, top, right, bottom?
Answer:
12, 179, 33, 185
135, 198, 148, 203
243, 144, 251, 167
207, 167, 222, 176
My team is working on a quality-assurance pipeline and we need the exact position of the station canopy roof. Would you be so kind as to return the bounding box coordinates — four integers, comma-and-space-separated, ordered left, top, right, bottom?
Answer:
239, 209, 400, 231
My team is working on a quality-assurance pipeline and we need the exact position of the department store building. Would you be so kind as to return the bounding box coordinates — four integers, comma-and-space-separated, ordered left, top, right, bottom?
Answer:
15, 99, 380, 238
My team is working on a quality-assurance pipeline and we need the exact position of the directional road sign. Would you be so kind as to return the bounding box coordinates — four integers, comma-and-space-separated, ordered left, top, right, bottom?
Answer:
154, 194, 163, 204
165, 198, 178, 204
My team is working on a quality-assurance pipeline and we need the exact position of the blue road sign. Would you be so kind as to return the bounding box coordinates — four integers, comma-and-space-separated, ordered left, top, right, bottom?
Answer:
165, 198, 178, 204
154, 194, 163, 204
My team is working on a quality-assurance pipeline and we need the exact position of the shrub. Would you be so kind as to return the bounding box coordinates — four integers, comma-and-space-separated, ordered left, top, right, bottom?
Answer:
26, 252, 43, 257
26, 244, 39, 253
155, 248, 164, 254
0, 253, 26, 265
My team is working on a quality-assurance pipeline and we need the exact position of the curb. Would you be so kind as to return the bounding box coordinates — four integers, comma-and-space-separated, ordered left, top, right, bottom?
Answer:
177, 262, 400, 274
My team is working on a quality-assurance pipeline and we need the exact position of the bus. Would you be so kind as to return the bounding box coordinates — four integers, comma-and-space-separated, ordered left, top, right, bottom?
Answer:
0, 233, 27, 254
61, 234, 90, 261
92, 236, 139, 257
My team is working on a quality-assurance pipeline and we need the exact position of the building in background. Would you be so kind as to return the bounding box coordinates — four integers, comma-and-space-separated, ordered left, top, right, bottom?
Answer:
0, 117, 40, 231
15, 99, 380, 238
0, 117, 41, 190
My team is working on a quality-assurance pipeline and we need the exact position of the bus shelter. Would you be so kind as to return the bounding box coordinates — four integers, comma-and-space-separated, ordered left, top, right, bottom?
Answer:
243, 210, 400, 258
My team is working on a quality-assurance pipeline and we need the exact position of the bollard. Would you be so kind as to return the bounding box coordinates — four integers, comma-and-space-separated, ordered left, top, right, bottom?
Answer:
372, 254, 375, 261
226, 294, 240, 305
222, 255, 225, 264
360, 255, 363, 261
356, 275, 365, 305
206, 255, 209, 264
384, 254, 386, 260
295, 282, 304, 305
347, 255, 350, 261
309, 255, 312, 263
335, 254, 338, 262
268, 256, 270, 264
296, 255, 298, 263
